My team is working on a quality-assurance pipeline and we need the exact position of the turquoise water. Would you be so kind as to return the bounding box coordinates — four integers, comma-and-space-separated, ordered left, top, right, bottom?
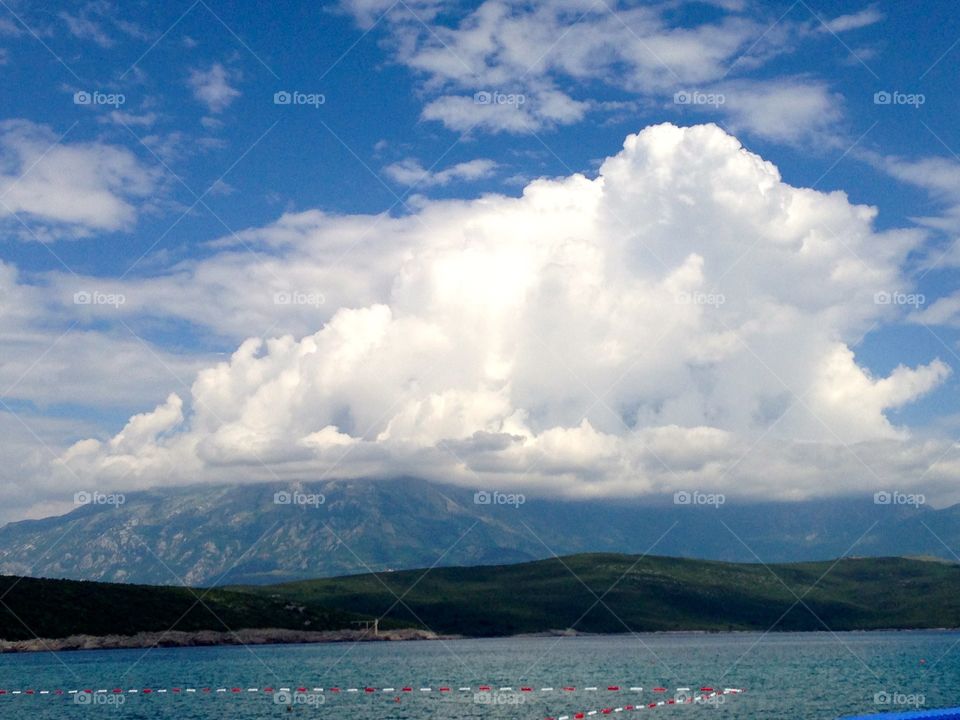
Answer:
0, 632, 957, 719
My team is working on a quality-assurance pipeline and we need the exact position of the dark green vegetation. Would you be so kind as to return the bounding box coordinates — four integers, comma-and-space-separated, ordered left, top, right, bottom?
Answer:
243, 554, 960, 636
2, 554, 959, 641
0, 575, 362, 641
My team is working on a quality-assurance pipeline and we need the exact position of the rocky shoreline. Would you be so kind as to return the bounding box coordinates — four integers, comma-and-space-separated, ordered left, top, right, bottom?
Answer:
0, 627, 457, 653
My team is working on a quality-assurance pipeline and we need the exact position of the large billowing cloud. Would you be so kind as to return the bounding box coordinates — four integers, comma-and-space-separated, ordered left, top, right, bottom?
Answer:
55, 124, 953, 502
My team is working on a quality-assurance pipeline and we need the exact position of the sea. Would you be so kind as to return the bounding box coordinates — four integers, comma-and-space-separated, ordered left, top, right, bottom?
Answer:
0, 631, 957, 719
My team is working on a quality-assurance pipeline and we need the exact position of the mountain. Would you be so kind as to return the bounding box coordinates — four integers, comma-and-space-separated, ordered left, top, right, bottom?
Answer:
2, 554, 959, 644
242, 554, 960, 635
0, 478, 956, 586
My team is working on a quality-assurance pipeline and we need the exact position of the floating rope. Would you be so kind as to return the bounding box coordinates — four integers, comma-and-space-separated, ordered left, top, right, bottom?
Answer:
0, 685, 633, 696
0, 684, 744, 699
0, 684, 743, 700
546, 688, 745, 720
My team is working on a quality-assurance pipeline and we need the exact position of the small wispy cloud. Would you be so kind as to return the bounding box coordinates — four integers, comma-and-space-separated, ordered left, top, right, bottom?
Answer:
818, 6, 884, 34
188, 63, 242, 114
59, 11, 113, 47
384, 158, 498, 187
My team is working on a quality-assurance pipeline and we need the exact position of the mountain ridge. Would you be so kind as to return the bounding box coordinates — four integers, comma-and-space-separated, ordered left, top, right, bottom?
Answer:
0, 477, 955, 585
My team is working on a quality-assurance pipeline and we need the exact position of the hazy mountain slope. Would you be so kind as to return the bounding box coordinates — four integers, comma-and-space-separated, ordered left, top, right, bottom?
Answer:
0, 478, 953, 585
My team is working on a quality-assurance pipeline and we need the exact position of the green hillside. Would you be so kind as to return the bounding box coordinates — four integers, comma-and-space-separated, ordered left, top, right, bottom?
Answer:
0, 575, 363, 641
2, 554, 959, 642
239, 554, 960, 636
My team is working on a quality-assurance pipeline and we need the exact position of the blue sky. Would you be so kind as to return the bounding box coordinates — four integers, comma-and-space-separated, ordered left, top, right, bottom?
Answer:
2, 0, 960, 520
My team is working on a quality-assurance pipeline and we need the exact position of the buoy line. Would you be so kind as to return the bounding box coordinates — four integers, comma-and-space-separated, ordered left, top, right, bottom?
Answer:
545, 688, 745, 720
0, 684, 742, 699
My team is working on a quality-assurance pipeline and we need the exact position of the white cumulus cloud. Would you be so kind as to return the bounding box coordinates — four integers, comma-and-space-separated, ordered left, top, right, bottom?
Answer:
53, 124, 953, 503
0, 120, 158, 237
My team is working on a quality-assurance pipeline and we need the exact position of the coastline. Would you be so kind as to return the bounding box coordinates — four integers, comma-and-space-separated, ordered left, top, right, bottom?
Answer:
0, 627, 458, 654
1, 626, 957, 655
